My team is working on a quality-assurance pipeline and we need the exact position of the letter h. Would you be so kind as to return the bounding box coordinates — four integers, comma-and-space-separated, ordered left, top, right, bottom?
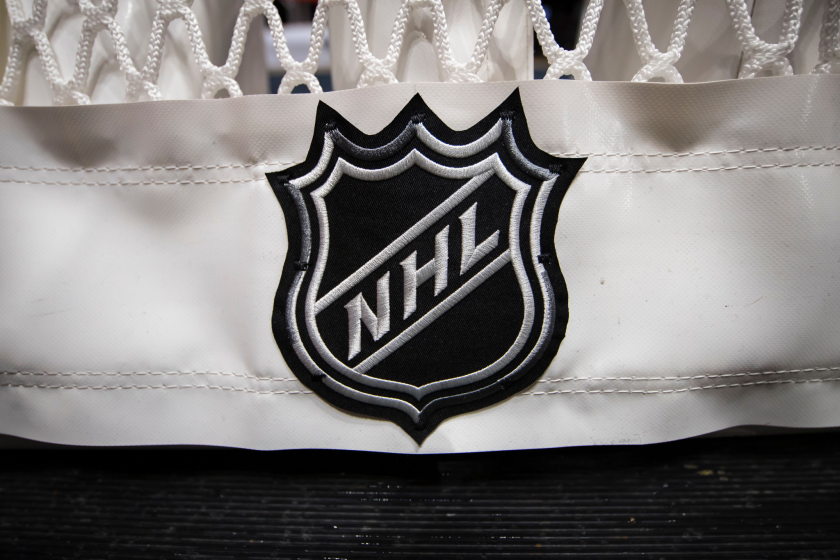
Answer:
400, 226, 449, 320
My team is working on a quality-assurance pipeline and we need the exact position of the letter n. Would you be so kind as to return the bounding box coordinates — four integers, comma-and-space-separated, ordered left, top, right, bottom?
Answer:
344, 272, 390, 360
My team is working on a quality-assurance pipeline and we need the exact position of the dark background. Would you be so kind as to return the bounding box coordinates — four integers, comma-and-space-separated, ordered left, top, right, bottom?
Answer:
2, 431, 839, 559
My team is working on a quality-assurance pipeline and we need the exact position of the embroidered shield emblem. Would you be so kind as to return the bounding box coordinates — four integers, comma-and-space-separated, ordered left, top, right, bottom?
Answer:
267, 90, 585, 442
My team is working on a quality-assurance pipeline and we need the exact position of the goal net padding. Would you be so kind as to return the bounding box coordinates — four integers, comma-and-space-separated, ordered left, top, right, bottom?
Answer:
0, 0, 838, 452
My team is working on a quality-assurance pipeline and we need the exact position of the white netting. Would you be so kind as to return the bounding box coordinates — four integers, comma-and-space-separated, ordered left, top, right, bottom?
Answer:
1, 0, 839, 107
727, 0, 803, 79
814, 0, 840, 74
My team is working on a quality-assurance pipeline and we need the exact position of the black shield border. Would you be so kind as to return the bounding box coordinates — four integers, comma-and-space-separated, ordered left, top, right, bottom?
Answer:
267, 89, 586, 443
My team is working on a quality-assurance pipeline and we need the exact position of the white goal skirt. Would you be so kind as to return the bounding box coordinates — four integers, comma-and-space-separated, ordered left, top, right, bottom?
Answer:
1, 0, 839, 452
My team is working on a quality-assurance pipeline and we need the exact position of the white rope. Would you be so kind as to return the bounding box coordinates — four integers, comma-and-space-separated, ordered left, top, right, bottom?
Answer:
528, 0, 603, 81
0, 0, 838, 107
813, 0, 840, 75
353, 0, 505, 87
2, 0, 90, 106
624, 0, 695, 83
726, 0, 803, 79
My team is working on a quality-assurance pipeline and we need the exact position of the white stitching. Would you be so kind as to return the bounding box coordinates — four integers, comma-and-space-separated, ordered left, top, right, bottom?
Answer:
0, 383, 312, 394
553, 145, 840, 159
521, 377, 840, 395
3, 377, 837, 396
0, 370, 298, 382
0, 178, 265, 186
1, 147, 837, 175
0, 147, 837, 176
5, 162, 834, 184
539, 366, 840, 383
579, 162, 840, 174
3, 367, 832, 385
300, 151, 538, 401
0, 161, 295, 173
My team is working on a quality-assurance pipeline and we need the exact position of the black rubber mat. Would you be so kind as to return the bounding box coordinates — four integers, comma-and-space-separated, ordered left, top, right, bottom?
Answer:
1, 432, 839, 559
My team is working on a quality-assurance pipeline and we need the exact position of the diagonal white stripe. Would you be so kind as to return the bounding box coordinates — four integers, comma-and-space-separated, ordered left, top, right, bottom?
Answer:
353, 250, 512, 374
314, 169, 494, 315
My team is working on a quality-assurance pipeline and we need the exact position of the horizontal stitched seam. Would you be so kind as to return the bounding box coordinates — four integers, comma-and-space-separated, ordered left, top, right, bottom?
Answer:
3, 163, 835, 184
3, 378, 838, 396
0, 371, 297, 382
0, 383, 312, 395
554, 146, 840, 158
539, 366, 840, 383
579, 162, 840, 174
521, 377, 840, 395
0, 161, 295, 173
0, 178, 265, 186
2, 368, 829, 383
3, 147, 836, 173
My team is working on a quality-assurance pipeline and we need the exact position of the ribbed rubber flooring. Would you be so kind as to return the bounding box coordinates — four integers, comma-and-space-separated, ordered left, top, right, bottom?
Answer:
1, 433, 839, 559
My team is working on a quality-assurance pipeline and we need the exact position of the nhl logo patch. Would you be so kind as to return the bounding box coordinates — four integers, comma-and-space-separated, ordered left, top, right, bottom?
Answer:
267, 90, 585, 442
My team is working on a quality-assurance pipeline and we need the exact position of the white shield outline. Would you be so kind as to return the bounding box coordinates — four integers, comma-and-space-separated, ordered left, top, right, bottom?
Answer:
282, 119, 561, 423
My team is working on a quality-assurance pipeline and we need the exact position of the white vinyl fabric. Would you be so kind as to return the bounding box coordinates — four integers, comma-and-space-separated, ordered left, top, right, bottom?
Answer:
1, 76, 839, 452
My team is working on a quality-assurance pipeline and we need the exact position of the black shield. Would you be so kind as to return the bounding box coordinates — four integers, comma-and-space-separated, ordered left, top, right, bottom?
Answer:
267, 89, 585, 443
